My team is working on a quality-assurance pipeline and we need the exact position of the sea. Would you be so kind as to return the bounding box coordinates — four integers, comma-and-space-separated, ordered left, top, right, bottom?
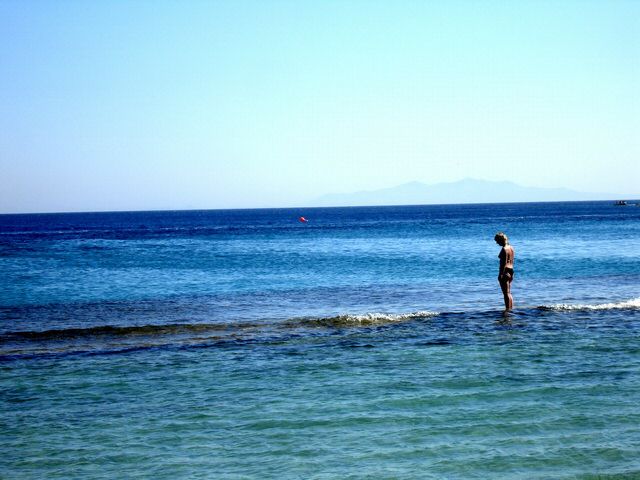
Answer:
2, 201, 640, 479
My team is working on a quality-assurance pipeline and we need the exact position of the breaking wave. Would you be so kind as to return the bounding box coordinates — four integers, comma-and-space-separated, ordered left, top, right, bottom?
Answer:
3, 301, 638, 360
538, 297, 640, 312
291, 311, 439, 327
2, 310, 439, 344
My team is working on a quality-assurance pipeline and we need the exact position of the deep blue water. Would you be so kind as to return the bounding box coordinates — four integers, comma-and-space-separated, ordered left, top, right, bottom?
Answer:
2, 201, 640, 479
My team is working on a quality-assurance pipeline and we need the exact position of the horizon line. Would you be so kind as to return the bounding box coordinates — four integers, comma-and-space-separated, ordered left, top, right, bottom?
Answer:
2, 198, 638, 216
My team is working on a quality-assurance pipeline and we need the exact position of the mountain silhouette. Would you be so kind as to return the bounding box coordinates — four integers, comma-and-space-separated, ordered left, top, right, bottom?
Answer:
313, 179, 630, 207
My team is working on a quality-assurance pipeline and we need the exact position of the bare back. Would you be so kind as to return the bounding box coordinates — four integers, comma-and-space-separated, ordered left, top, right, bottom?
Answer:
499, 245, 515, 269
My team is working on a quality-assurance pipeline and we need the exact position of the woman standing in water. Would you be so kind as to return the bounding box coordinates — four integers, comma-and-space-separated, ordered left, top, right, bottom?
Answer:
495, 232, 515, 310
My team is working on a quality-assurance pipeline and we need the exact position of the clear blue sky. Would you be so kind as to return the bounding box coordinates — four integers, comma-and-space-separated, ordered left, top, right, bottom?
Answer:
1, 0, 638, 213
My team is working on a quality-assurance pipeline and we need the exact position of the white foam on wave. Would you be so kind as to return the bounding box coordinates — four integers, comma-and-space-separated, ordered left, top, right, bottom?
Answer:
291, 310, 440, 328
330, 311, 439, 325
539, 297, 640, 312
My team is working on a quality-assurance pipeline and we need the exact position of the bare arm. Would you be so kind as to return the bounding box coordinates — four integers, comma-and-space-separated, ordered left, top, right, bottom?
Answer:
498, 248, 506, 279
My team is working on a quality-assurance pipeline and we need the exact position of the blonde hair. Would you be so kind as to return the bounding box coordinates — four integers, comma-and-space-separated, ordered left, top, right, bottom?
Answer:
494, 232, 509, 245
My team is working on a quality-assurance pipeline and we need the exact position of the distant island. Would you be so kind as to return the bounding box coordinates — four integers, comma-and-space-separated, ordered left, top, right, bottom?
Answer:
312, 179, 635, 207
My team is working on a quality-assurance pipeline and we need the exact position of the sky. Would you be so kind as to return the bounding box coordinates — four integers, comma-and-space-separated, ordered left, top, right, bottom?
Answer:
1, 0, 638, 213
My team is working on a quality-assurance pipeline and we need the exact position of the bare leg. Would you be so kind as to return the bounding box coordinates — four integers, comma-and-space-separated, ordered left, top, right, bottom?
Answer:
500, 274, 513, 311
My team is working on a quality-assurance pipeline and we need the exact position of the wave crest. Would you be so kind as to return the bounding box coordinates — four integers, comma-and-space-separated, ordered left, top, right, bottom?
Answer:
3, 311, 439, 343
538, 297, 640, 312
292, 311, 439, 327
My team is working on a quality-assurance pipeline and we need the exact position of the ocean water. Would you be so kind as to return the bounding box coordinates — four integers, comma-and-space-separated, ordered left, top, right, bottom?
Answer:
2, 201, 640, 479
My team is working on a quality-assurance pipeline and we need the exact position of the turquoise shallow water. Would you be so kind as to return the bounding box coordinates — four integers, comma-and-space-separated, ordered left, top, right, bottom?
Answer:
4, 308, 640, 479
2, 202, 640, 478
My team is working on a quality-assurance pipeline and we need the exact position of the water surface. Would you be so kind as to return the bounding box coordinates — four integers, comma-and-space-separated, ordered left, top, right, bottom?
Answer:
2, 201, 640, 478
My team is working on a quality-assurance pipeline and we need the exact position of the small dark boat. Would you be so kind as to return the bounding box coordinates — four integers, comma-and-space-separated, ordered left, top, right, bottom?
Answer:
614, 200, 628, 206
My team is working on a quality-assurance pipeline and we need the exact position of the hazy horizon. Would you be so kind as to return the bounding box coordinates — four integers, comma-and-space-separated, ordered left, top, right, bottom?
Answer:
1, 1, 638, 214
2, 177, 639, 214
